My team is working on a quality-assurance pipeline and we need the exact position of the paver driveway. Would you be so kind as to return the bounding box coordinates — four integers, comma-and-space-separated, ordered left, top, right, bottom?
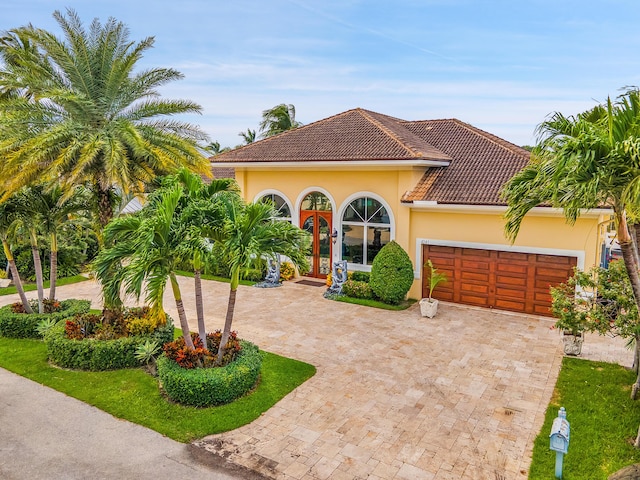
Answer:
1, 277, 630, 479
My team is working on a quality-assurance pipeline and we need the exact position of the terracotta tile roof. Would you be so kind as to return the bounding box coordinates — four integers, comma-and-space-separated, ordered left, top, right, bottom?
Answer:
401, 119, 530, 205
210, 108, 452, 163
210, 109, 530, 206
211, 167, 235, 179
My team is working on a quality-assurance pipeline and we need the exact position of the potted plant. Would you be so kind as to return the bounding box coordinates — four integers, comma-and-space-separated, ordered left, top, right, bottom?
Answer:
0, 269, 11, 288
550, 277, 591, 356
420, 260, 448, 318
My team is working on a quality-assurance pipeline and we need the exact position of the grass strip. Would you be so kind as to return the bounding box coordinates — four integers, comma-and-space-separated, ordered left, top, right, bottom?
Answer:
0, 336, 315, 443
0, 275, 89, 297
334, 295, 416, 311
529, 357, 640, 479
176, 270, 255, 287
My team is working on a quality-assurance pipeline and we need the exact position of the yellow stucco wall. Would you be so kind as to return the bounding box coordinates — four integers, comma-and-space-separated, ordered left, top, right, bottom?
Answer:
234, 167, 606, 300
408, 209, 605, 298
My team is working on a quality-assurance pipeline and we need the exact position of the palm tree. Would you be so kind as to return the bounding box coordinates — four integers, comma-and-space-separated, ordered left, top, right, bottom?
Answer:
14, 188, 47, 313
215, 200, 310, 363
162, 168, 240, 346
35, 184, 89, 299
0, 195, 32, 312
238, 128, 256, 145
206, 141, 231, 156
0, 9, 210, 227
95, 185, 197, 349
258, 104, 303, 138
502, 88, 640, 431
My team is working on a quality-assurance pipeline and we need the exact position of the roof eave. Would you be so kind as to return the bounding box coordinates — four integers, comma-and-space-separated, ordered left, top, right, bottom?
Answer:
210, 159, 451, 170
407, 201, 613, 218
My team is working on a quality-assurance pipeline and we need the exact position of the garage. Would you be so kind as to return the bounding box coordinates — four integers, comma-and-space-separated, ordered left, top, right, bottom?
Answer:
422, 244, 577, 316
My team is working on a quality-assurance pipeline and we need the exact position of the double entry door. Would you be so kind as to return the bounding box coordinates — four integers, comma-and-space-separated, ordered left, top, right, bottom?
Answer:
300, 211, 332, 279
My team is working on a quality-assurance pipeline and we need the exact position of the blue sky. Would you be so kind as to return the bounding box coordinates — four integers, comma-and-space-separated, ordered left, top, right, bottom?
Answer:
3, 0, 640, 148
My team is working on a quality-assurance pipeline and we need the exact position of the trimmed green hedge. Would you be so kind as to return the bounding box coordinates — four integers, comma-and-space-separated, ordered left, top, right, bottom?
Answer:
370, 240, 415, 305
44, 318, 174, 371
342, 279, 374, 299
0, 299, 91, 338
157, 341, 262, 407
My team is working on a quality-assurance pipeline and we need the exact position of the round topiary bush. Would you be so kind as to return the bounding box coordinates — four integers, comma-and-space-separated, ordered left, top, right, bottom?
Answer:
0, 299, 91, 338
157, 340, 262, 407
44, 316, 174, 371
369, 240, 415, 304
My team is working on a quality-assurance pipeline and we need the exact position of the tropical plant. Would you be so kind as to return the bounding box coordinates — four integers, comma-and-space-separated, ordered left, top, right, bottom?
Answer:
94, 185, 198, 349
501, 88, 640, 446
206, 141, 231, 155
215, 200, 310, 363
160, 168, 239, 346
0, 195, 31, 312
258, 103, 303, 138
0, 9, 210, 227
238, 128, 256, 145
425, 259, 448, 301
369, 241, 415, 305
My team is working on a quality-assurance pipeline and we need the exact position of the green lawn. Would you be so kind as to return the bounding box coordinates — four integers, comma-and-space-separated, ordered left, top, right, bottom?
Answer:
0, 275, 89, 296
529, 357, 640, 479
334, 295, 417, 310
0, 336, 315, 443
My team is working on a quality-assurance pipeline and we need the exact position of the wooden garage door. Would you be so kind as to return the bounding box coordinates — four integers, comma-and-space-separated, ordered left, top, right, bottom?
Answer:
422, 244, 577, 316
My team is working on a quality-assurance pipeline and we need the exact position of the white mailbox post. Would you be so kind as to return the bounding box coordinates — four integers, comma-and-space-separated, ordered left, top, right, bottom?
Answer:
549, 407, 570, 478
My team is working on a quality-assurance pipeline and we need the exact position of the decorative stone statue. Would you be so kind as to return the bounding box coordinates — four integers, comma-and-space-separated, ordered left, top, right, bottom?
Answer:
326, 260, 348, 296
254, 254, 282, 288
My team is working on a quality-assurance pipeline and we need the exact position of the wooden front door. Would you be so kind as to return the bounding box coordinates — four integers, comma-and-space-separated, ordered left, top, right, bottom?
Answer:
301, 210, 332, 278
423, 244, 577, 316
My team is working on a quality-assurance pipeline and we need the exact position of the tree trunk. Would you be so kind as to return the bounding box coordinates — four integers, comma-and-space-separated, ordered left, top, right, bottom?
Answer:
169, 273, 195, 349
49, 233, 58, 300
2, 239, 32, 313
217, 286, 237, 365
635, 422, 640, 449
632, 223, 640, 269
30, 230, 44, 314
633, 333, 640, 400
96, 185, 114, 228
194, 269, 206, 348
617, 213, 640, 313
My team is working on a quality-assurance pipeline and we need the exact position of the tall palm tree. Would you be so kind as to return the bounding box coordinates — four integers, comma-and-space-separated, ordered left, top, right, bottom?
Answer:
258, 103, 303, 139
215, 200, 310, 363
0, 195, 32, 312
0, 9, 210, 227
502, 88, 640, 423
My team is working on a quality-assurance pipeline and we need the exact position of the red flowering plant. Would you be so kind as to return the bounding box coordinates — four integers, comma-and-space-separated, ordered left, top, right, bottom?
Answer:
11, 298, 61, 314
163, 330, 242, 369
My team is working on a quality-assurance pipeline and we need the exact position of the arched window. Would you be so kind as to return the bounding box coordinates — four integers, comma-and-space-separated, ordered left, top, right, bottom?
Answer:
341, 196, 391, 266
259, 193, 292, 221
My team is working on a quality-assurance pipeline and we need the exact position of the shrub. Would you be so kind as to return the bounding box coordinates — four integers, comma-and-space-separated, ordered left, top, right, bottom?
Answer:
279, 261, 296, 281
342, 279, 374, 299
157, 340, 262, 407
45, 317, 174, 370
163, 330, 241, 368
369, 240, 415, 305
351, 271, 370, 283
0, 299, 91, 338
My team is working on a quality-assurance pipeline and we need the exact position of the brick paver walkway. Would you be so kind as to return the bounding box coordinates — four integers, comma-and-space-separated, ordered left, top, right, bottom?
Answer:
1, 277, 632, 479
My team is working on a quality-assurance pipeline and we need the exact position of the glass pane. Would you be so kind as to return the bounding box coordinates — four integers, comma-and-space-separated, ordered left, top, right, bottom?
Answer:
261, 194, 291, 218
367, 203, 390, 224
318, 217, 331, 274
302, 216, 314, 272
301, 192, 332, 211
367, 227, 390, 265
341, 224, 364, 265
346, 198, 366, 222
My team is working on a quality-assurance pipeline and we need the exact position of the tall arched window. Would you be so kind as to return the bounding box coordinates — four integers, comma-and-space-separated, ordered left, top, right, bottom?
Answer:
341, 196, 391, 266
259, 193, 292, 222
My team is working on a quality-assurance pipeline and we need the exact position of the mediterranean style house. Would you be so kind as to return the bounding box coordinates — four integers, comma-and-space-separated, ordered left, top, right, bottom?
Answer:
211, 108, 611, 316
